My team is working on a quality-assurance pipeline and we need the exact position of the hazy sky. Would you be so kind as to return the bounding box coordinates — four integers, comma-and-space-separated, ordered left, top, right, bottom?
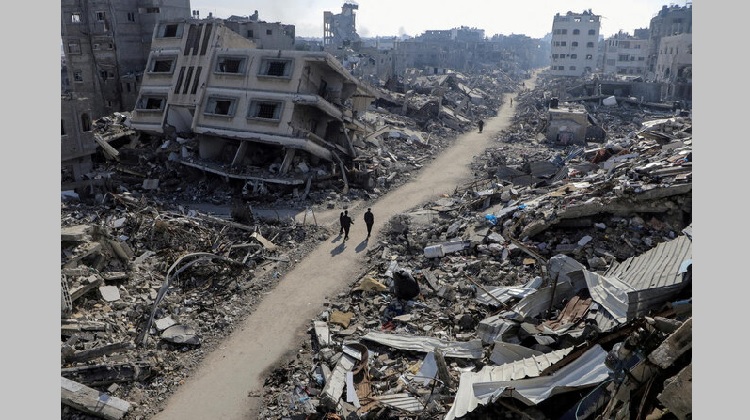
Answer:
190, 0, 688, 39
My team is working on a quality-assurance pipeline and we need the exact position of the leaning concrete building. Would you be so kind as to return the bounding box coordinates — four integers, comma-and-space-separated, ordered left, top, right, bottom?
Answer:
645, 4, 692, 82
549, 10, 600, 77
128, 18, 378, 191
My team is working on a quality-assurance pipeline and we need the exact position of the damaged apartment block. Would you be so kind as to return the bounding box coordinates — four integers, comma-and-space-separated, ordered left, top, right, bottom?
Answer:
129, 18, 378, 195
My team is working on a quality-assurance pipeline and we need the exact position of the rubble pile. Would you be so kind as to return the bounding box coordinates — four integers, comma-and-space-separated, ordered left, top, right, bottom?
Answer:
256, 78, 692, 419
61, 193, 330, 419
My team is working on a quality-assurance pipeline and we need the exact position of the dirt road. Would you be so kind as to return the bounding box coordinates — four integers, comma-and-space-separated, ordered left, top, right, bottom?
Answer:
153, 74, 538, 420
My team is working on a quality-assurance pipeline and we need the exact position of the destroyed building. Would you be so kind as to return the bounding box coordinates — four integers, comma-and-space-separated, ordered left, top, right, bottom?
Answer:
61, 0, 192, 117
256, 72, 693, 420
601, 29, 649, 78
323, 2, 361, 50
544, 100, 602, 145
128, 18, 379, 193
224, 11, 296, 50
550, 10, 601, 77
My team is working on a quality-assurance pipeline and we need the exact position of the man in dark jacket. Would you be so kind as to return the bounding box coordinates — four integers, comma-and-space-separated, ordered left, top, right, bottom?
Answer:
363, 208, 374, 238
339, 211, 345, 235
342, 210, 353, 241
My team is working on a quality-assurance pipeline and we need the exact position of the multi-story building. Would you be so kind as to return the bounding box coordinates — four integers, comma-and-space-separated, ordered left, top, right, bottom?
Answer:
602, 30, 649, 78
646, 4, 692, 81
128, 19, 378, 190
60, 1, 191, 186
549, 10, 600, 77
654, 33, 692, 101
61, 94, 97, 187
60, 0, 192, 118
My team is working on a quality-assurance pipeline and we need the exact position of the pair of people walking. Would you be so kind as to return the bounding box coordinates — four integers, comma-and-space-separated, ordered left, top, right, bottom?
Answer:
339, 208, 375, 241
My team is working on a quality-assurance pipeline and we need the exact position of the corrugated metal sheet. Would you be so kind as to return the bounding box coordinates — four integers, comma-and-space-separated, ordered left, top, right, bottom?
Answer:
372, 393, 424, 413
589, 234, 692, 321
446, 346, 596, 419
472, 344, 610, 406
361, 332, 484, 359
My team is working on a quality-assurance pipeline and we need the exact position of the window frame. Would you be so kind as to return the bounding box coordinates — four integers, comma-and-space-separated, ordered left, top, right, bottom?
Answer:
136, 95, 168, 112
215, 56, 248, 74
247, 100, 284, 121
158, 23, 183, 38
71, 12, 81, 23
148, 56, 178, 74
258, 58, 293, 78
204, 96, 239, 117
67, 41, 82, 55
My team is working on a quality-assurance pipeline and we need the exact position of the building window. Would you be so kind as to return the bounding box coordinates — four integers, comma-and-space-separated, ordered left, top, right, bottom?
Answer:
618, 54, 629, 62
266, 29, 272, 35
127, 12, 136, 22
100, 70, 114, 80
61, 120, 66, 136
81, 114, 92, 132
572, 41, 578, 47
215, 56, 247, 74
125, 83, 131, 92
67, 41, 81, 54
205, 97, 237, 116
573, 29, 580, 35
586, 42, 594, 48
73, 71, 83, 82
71, 13, 81, 23
248, 100, 283, 120
588, 29, 596, 35
571, 54, 577, 59
149, 57, 176, 73
247, 30, 254, 38
159, 23, 182, 38
552, 54, 559, 59
560, 41, 566, 46
146, 7, 160, 13
259, 58, 293, 77
638, 56, 645, 61
574, 17, 581, 22
137, 95, 167, 111
92, 43, 100, 50
569, 66, 576, 71
96, 11, 106, 21
586, 54, 593, 60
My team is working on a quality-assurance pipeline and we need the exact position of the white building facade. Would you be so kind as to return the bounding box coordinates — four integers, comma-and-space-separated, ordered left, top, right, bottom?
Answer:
550, 10, 600, 77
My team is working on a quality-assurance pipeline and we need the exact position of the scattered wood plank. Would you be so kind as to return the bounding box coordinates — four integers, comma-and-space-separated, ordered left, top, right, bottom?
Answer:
63, 342, 135, 364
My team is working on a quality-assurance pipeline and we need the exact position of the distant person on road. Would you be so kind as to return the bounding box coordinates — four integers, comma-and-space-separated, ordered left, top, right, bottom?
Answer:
477, 120, 484, 133
364, 208, 374, 238
510, 98, 513, 107
339, 211, 345, 235
342, 210, 353, 241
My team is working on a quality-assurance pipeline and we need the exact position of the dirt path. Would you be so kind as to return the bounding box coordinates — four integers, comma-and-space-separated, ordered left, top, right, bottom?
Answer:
153, 73, 538, 420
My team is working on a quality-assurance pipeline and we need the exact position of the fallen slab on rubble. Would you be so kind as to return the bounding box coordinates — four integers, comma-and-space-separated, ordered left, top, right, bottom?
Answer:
61, 377, 131, 420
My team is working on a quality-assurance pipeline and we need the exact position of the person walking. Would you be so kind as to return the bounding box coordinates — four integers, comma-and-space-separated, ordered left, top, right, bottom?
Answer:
341, 210, 353, 241
339, 211, 345, 236
363, 208, 374, 239
477, 120, 484, 133
510, 98, 513, 107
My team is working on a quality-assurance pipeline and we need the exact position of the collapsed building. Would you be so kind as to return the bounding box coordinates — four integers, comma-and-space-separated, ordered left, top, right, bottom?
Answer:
128, 18, 379, 194
255, 74, 692, 419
